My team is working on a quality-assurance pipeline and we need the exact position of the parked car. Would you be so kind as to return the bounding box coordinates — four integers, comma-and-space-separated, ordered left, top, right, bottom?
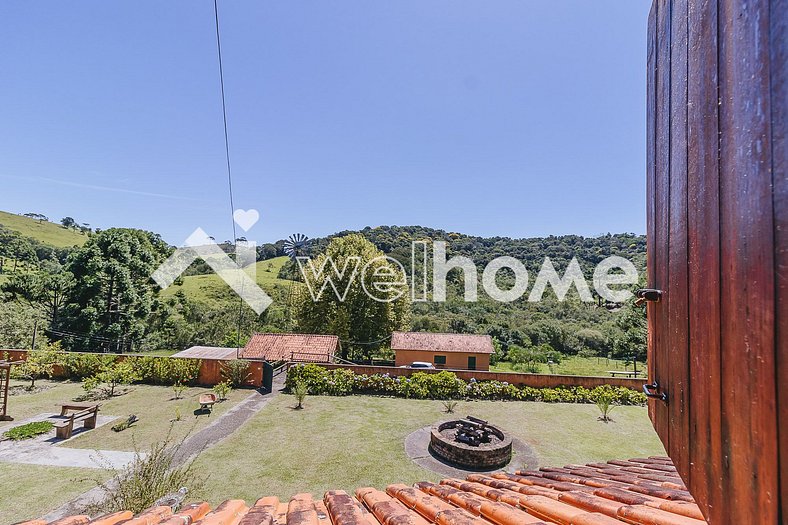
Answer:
400, 361, 435, 369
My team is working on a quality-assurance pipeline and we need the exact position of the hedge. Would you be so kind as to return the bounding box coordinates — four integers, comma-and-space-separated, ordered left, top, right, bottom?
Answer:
285, 364, 647, 406
31, 352, 202, 386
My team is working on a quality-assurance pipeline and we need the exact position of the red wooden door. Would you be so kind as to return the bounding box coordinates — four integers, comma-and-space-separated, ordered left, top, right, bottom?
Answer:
646, 0, 785, 523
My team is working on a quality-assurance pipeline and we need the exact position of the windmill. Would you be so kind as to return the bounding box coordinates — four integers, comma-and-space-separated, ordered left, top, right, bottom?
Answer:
283, 233, 310, 330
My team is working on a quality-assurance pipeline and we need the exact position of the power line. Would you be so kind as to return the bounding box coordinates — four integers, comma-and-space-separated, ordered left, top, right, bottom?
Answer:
212, 0, 245, 354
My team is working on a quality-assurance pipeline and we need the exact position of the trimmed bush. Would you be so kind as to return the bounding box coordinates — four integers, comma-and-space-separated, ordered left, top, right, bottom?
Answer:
3, 421, 54, 440
286, 364, 647, 406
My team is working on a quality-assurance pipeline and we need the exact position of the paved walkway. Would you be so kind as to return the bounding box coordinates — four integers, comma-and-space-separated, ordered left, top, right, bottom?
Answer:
43, 377, 284, 521
0, 413, 138, 470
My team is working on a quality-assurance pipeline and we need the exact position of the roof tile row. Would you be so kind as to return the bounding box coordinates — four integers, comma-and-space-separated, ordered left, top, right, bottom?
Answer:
17, 458, 706, 525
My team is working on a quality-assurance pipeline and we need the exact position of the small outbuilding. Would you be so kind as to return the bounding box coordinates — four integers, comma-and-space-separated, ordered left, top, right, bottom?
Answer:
239, 333, 339, 363
170, 346, 238, 360
391, 332, 494, 371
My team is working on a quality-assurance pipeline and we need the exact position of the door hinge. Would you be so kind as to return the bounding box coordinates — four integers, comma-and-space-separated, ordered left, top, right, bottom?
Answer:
635, 288, 663, 306
643, 380, 668, 403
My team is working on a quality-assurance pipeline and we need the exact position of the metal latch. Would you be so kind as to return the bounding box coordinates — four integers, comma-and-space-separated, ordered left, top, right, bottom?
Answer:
643, 381, 668, 402
635, 288, 663, 306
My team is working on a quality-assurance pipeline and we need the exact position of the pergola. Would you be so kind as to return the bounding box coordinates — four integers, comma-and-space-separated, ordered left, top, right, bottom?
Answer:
0, 360, 12, 421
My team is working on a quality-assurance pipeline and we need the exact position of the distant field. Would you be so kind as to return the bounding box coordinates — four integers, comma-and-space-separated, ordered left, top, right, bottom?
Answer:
490, 355, 647, 377
0, 210, 87, 248
160, 256, 297, 307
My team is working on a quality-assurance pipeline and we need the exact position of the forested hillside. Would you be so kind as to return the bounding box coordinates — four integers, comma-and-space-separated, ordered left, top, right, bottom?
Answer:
0, 211, 646, 362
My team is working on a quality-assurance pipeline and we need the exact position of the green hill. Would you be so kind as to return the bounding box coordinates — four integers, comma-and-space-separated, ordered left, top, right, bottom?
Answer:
160, 256, 297, 308
0, 210, 87, 248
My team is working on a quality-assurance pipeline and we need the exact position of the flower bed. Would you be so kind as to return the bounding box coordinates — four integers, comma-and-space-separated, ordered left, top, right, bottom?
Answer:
285, 364, 647, 405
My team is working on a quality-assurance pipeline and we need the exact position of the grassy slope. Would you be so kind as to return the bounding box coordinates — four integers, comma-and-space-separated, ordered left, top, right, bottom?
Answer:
160, 256, 296, 307
193, 394, 665, 506
0, 210, 87, 248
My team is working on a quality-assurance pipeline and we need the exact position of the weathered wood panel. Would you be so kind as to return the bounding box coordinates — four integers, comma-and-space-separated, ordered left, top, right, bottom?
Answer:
647, 0, 785, 522
686, 0, 723, 516
667, 0, 691, 479
718, 0, 778, 520
651, 0, 672, 448
646, 3, 657, 428
770, 0, 787, 521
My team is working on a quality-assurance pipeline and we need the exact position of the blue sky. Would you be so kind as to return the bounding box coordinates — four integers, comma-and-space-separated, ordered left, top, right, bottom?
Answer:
0, 1, 651, 246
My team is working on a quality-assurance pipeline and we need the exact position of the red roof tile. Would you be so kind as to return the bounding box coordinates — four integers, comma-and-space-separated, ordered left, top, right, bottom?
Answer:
391, 332, 494, 354
239, 333, 339, 362
22, 458, 707, 525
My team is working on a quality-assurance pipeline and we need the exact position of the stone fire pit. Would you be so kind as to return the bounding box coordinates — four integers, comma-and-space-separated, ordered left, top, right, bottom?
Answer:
429, 417, 512, 470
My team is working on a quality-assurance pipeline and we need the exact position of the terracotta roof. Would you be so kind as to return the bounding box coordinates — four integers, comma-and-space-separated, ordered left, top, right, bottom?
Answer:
239, 333, 339, 362
170, 346, 238, 360
21, 457, 706, 525
392, 332, 495, 355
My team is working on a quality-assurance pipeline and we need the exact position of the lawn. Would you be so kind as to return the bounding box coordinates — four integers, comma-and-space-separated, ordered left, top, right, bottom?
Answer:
0, 210, 87, 248
490, 355, 647, 376
0, 382, 665, 522
0, 463, 109, 525
0, 379, 251, 522
2, 379, 250, 452
191, 393, 665, 506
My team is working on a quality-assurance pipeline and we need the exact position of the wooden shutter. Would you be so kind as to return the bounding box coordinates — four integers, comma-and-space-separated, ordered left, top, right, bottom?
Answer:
645, 0, 786, 522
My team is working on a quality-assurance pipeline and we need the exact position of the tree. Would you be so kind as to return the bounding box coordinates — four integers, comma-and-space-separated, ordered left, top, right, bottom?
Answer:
295, 234, 410, 360
2, 269, 74, 326
23, 212, 48, 223
611, 301, 647, 362
83, 360, 140, 397
61, 228, 170, 352
508, 343, 558, 373
60, 217, 77, 229
12, 343, 61, 388
0, 302, 42, 350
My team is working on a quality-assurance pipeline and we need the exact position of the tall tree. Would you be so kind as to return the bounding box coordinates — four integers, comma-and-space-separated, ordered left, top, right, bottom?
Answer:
295, 234, 410, 360
61, 228, 170, 352
2, 268, 73, 327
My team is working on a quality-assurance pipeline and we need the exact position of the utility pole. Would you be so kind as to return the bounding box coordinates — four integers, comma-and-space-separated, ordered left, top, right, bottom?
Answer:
31, 319, 38, 350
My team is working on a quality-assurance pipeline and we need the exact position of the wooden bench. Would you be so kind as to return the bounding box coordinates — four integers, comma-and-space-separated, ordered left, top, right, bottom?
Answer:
55, 403, 99, 439
608, 370, 643, 378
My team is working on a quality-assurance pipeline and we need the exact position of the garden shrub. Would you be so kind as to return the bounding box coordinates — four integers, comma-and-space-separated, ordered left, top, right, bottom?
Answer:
83, 360, 141, 398
2, 421, 54, 440
54, 352, 200, 386
61, 352, 116, 379
285, 365, 647, 406
221, 359, 251, 387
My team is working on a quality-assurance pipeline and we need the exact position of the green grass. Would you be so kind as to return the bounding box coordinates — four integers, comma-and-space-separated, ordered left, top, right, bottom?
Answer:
0, 381, 665, 520
161, 256, 296, 308
191, 394, 665, 506
0, 463, 108, 524
491, 355, 647, 377
0, 210, 87, 248
2, 379, 250, 451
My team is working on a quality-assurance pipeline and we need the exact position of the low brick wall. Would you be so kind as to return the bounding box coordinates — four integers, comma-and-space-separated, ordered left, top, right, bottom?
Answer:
1, 349, 263, 388
319, 363, 643, 390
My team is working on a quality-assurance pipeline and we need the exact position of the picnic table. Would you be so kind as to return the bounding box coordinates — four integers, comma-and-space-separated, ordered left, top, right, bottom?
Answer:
55, 403, 99, 439
608, 370, 644, 378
